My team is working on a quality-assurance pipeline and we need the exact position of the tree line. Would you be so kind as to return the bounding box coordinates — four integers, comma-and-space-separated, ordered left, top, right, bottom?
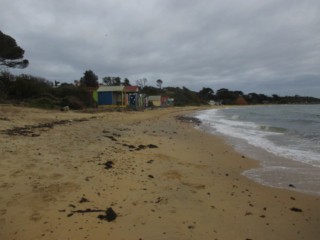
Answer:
1, 70, 319, 109
1, 30, 320, 109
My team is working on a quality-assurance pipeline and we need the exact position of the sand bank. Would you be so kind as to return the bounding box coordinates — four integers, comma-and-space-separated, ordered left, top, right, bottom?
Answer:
0, 105, 319, 240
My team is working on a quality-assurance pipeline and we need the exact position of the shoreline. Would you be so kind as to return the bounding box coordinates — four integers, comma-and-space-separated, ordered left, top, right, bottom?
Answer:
193, 105, 320, 197
1, 105, 320, 239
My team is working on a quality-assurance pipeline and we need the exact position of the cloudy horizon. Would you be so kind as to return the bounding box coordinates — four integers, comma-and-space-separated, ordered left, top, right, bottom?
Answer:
1, 0, 320, 97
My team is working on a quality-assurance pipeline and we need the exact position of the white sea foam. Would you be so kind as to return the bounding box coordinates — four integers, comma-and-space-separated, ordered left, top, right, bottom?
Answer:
196, 108, 320, 168
195, 105, 320, 195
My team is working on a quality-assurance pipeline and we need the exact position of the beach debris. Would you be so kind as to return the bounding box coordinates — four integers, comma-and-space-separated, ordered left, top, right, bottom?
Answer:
135, 144, 159, 151
103, 131, 122, 142
79, 197, 90, 203
65, 207, 118, 222
67, 208, 104, 217
97, 208, 118, 222
3, 126, 35, 136
105, 135, 118, 141
154, 197, 168, 205
2, 118, 89, 137
147, 144, 158, 148
288, 184, 296, 188
122, 143, 136, 149
122, 143, 158, 151
101, 161, 114, 170
290, 207, 303, 212
245, 211, 253, 216
136, 145, 146, 150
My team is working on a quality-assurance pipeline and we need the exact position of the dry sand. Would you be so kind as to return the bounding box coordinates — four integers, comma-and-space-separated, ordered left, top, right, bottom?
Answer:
0, 105, 319, 240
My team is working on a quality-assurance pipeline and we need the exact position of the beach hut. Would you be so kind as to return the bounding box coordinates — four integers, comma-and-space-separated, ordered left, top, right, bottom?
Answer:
97, 86, 125, 106
148, 96, 161, 107
148, 95, 171, 107
124, 86, 145, 109
125, 86, 139, 107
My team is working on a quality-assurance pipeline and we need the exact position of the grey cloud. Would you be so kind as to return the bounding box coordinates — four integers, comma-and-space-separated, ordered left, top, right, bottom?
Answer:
1, 0, 320, 97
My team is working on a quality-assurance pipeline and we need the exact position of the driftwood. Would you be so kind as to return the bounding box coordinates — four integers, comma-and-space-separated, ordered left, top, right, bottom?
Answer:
66, 207, 118, 222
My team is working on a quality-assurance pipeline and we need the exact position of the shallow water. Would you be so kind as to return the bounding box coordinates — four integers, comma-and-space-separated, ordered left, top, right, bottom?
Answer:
195, 105, 320, 195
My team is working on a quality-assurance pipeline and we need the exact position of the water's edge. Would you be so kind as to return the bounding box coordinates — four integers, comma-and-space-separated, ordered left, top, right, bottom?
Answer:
192, 108, 320, 196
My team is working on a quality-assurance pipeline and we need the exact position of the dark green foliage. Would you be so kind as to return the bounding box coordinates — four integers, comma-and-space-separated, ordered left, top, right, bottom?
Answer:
80, 70, 98, 88
0, 31, 29, 68
123, 78, 131, 86
214, 89, 320, 105
28, 96, 57, 109
0, 73, 52, 101
0, 72, 94, 109
216, 88, 239, 104
51, 85, 93, 109
164, 87, 201, 106
51, 84, 87, 99
245, 93, 271, 104
141, 86, 164, 96
148, 100, 154, 107
198, 87, 214, 103
102, 76, 121, 86
141, 86, 201, 106
0, 71, 14, 99
61, 96, 86, 110
10, 74, 52, 99
102, 76, 132, 86
156, 79, 163, 89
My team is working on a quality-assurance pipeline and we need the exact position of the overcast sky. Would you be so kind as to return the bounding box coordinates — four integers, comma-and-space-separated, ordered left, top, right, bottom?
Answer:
1, 0, 320, 97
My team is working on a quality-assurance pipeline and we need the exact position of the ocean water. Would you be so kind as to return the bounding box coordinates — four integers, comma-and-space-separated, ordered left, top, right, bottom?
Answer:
195, 105, 320, 195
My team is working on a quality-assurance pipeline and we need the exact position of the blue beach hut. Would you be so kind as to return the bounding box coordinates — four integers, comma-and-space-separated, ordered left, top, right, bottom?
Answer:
97, 86, 125, 106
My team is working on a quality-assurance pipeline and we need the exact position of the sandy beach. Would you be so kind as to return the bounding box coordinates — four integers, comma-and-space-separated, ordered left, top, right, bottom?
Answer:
0, 105, 319, 240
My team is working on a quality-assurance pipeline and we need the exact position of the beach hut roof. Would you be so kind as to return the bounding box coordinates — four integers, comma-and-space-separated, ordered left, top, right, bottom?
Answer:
97, 86, 124, 92
125, 86, 139, 92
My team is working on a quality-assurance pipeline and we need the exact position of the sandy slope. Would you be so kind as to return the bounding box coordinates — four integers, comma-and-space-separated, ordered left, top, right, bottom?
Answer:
0, 105, 319, 240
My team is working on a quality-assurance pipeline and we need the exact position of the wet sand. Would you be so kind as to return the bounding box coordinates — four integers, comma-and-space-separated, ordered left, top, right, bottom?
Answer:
0, 105, 319, 240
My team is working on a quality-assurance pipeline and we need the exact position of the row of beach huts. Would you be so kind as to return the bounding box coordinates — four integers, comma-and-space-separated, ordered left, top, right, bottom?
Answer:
92, 85, 173, 109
